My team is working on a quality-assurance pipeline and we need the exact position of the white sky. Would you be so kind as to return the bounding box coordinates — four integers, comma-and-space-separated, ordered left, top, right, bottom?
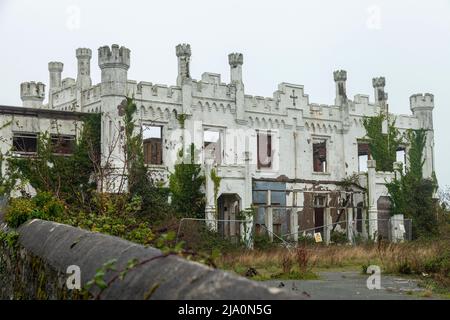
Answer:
0, 0, 449, 187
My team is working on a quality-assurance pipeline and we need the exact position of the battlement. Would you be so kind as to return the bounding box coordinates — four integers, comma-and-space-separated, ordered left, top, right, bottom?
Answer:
410, 93, 434, 109
62, 78, 76, 88
333, 70, 347, 82
20, 81, 45, 100
372, 77, 386, 88
48, 61, 63, 72
98, 44, 130, 69
228, 53, 244, 67
176, 43, 191, 57
76, 48, 92, 59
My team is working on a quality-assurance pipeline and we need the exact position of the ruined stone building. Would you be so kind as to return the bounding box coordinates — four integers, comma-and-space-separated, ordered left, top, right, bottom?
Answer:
0, 44, 436, 243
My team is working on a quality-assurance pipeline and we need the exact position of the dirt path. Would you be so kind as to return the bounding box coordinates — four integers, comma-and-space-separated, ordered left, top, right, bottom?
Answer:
264, 271, 440, 300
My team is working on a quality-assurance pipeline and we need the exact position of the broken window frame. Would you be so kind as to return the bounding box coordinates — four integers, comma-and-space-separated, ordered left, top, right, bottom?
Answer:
203, 127, 223, 165
312, 138, 327, 173
12, 132, 38, 156
357, 141, 371, 172
143, 124, 163, 165
257, 130, 272, 169
50, 134, 76, 155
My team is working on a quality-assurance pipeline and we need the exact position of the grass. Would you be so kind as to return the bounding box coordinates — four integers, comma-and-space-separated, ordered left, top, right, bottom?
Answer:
215, 239, 450, 296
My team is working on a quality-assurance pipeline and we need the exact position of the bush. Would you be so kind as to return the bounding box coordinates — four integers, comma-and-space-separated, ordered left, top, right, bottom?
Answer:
330, 230, 348, 244
5, 192, 65, 228
5, 197, 36, 228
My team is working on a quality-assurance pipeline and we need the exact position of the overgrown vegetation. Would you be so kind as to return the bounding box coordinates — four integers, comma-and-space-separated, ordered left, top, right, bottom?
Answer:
385, 129, 438, 239
169, 143, 205, 219
363, 113, 439, 239
362, 113, 402, 172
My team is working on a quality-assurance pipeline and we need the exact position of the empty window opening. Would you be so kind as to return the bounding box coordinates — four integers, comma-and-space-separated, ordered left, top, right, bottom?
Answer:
143, 125, 163, 165
257, 131, 272, 169
12, 133, 37, 155
313, 140, 327, 172
51, 135, 75, 155
396, 147, 406, 171
204, 129, 222, 164
358, 143, 371, 172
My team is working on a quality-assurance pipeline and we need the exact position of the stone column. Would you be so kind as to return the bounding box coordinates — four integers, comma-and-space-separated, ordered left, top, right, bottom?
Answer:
265, 190, 273, 242
390, 214, 405, 243
241, 151, 253, 248
290, 191, 298, 242
204, 158, 217, 231
324, 206, 331, 245
347, 207, 354, 243
367, 160, 378, 240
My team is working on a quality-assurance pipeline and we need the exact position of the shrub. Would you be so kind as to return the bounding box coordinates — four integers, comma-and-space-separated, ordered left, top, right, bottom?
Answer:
5, 192, 65, 228
5, 197, 36, 228
330, 230, 348, 244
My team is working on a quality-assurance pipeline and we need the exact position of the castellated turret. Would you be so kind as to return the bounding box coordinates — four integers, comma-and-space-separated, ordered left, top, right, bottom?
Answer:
228, 53, 244, 84
410, 93, 434, 130
98, 44, 130, 97
48, 62, 63, 92
97, 45, 131, 180
176, 43, 191, 86
333, 70, 347, 106
20, 81, 45, 108
372, 76, 388, 103
410, 93, 435, 179
76, 48, 92, 91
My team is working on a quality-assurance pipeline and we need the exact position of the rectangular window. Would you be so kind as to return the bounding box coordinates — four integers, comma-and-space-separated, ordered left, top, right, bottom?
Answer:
396, 146, 406, 170
12, 133, 37, 155
203, 129, 222, 164
51, 135, 75, 155
143, 125, 163, 165
257, 131, 272, 169
313, 140, 327, 172
358, 142, 371, 172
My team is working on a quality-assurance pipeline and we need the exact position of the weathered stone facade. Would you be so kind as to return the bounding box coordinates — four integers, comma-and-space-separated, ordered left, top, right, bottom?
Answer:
0, 43, 436, 242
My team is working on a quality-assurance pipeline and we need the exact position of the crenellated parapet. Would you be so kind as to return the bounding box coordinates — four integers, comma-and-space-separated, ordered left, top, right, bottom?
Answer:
333, 70, 347, 82
98, 44, 130, 70
20, 81, 45, 108
410, 93, 434, 110
176, 43, 191, 58
372, 76, 386, 88
228, 53, 243, 68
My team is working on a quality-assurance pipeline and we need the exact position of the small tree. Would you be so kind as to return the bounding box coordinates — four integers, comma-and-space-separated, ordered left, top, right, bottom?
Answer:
169, 143, 205, 218
120, 97, 170, 219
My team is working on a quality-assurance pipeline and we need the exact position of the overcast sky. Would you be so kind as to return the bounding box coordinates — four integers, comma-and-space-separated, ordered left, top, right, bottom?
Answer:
0, 0, 449, 188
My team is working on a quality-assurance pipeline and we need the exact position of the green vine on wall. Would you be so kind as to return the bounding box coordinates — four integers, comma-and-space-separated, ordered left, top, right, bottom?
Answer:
210, 168, 221, 218
176, 113, 188, 129
385, 129, 438, 238
362, 112, 403, 172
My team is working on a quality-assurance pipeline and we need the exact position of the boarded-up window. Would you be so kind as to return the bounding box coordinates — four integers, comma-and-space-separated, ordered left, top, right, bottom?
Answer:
257, 131, 272, 169
12, 133, 37, 155
51, 135, 75, 155
204, 129, 221, 164
143, 125, 163, 165
358, 142, 371, 172
313, 140, 327, 172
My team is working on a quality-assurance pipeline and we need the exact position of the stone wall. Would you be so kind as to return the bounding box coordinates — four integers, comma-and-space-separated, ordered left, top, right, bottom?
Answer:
0, 219, 295, 300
